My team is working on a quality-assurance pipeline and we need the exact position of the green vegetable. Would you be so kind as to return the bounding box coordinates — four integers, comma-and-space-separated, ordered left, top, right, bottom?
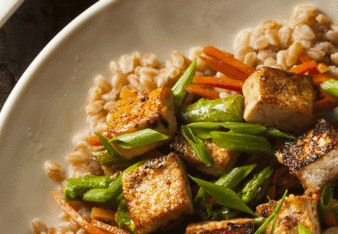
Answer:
194, 164, 257, 220
109, 128, 168, 149
321, 79, 338, 97
254, 217, 265, 227
267, 197, 277, 234
189, 175, 255, 216
319, 181, 334, 220
187, 122, 266, 139
93, 149, 140, 167
298, 223, 312, 234
254, 190, 288, 234
211, 131, 275, 156
181, 125, 212, 166
116, 199, 137, 234
172, 59, 197, 107
179, 94, 244, 123
82, 174, 122, 204
95, 133, 120, 157
260, 127, 296, 139
124, 159, 147, 173
64, 175, 115, 201
240, 165, 275, 207
331, 200, 338, 222
210, 165, 275, 220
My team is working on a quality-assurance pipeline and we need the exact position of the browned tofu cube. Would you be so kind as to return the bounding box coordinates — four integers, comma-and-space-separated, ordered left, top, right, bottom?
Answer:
256, 195, 320, 234
186, 218, 254, 234
242, 67, 314, 133
276, 120, 338, 193
106, 87, 177, 158
170, 130, 240, 176
122, 153, 193, 234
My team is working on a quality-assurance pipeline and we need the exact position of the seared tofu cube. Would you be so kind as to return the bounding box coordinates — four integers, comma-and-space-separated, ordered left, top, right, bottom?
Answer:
122, 153, 193, 234
170, 130, 240, 176
242, 67, 314, 133
256, 195, 320, 234
106, 87, 177, 158
276, 119, 338, 193
186, 218, 254, 234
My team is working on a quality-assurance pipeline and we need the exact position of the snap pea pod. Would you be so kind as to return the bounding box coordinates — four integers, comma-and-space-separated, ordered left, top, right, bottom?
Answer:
64, 174, 116, 201
82, 174, 122, 204
179, 94, 244, 123
320, 79, 338, 97
210, 165, 275, 220
116, 199, 137, 234
93, 149, 140, 167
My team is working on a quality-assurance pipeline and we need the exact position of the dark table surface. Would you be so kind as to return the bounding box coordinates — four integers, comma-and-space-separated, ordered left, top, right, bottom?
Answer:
0, 0, 98, 111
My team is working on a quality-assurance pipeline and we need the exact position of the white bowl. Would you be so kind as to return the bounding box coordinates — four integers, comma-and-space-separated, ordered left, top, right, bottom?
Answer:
0, 0, 337, 233
0, 0, 25, 28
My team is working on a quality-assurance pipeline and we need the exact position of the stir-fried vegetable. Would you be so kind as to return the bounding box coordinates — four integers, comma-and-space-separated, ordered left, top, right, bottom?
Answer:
321, 79, 338, 97
109, 128, 168, 149
181, 125, 212, 166
172, 59, 197, 107
194, 164, 257, 219
298, 223, 313, 234
184, 83, 220, 99
116, 199, 137, 234
319, 181, 334, 221
210, 165, 275, 220
179, 94, 244, 123
189, 175, 256, 216
193, 75, 244, 92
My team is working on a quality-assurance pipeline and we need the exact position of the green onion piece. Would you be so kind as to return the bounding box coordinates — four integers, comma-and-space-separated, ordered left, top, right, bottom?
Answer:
267, 197, 277, 234
320, 79, 338, 97
116, 199, 137, 234
172, 59, 197, 107
319, 181, 334, 219
187, 122, 266, 139
182, 125, 212, 166
93, 149, 141, 167
190, 175, 255, 216
260, 127, 296, 139
298, 224, 313, 234
253, 217, 265, 227
194, 164, 257, 220
215, 164, 257, 188
124, 160, 147, 173
95, 133, 120, 157
254, 190, 288, 234
179, 94, 244, 123
211, 131, 275, 156
109, 129, 168, 149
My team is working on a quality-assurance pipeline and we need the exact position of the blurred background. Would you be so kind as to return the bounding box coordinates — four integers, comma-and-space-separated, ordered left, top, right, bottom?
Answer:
0, 0, 97, 110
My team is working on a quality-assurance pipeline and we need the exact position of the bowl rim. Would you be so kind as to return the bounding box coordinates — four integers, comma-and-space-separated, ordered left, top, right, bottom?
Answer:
0, 0, 116, 134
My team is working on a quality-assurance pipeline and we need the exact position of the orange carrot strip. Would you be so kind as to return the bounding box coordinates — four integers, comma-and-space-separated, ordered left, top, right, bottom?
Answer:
200, 56, 248, 80
288, 61, 318, 75
312, 73, 334, 86
184, 83, 220, 99
317, 63, 330, 73
193, 76, 244, 92
53, 191, 107, 234
299, 53, 311, 63
203, 46, 255, 76
87, 136, 103, 146
314, 98, 338, 116
90, 219, 129, 234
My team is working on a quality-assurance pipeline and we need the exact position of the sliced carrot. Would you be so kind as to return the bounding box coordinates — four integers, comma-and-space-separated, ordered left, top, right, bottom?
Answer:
52, 191, 107, 234
203, 46, 255, 77
317, 63, 330, 73
193, 76, 244, 93
288, 60, 318, 75
90, 219, 130, 234
200, 56, 248, 80
184, 83, 220, 100
299, 53, 311, 63
314, 98, 338, 116
312, 73, 333, 86
87, 136, 103, 146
